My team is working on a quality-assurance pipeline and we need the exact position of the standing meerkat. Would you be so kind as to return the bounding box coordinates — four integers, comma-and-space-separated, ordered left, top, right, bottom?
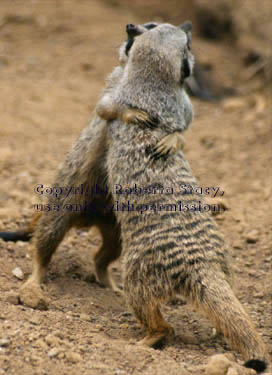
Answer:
0, 22, 185, 244
0, 21, 191, 245
104, 23, 267, 372
0, 22, 191, 303
9, 22, 190, 308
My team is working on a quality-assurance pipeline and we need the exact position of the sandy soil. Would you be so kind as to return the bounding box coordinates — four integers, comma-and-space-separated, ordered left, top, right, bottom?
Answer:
0, 1, 271, 374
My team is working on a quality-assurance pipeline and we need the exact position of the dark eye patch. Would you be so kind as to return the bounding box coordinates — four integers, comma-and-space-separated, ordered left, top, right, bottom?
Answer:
125, 38, 135, 56
183, 58, 191, 78
187, 33, 192, 50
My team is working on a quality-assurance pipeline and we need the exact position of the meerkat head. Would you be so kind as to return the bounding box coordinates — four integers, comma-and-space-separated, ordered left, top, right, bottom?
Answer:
118, 22, 159, 65
124, 22, 194, 86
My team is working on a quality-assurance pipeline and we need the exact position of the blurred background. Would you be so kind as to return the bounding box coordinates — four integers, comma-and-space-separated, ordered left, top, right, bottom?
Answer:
0, 1, 271, 374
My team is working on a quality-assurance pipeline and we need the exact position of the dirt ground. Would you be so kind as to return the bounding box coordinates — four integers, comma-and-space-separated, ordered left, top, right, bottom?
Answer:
0, 1, 271, 374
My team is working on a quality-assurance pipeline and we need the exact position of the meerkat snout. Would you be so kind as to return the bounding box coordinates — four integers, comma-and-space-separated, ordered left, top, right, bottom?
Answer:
126, 24, 140, 37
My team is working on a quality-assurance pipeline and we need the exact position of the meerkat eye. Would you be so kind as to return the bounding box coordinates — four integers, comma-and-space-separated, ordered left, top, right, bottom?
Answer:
125, 38, 134, 56
187, 33, 192, 50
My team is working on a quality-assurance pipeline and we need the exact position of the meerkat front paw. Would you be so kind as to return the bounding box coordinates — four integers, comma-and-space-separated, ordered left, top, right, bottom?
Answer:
122, 108, 158, 129
151, 132, 185, 160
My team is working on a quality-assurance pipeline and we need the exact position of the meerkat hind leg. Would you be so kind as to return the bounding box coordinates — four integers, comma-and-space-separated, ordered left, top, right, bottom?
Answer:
19, 249, 49, 310
135, 303, 175, 348
94, 218, 122, 293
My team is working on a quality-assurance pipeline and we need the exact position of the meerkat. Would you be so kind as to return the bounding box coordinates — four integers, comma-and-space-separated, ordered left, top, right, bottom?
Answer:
0, 21, 192, 301
1, 22, 267, 371
104, 23, 267, 372
6, 22, 181, 308
0, 22, 185, 245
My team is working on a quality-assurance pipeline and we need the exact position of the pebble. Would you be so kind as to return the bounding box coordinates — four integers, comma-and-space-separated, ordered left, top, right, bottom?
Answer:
45, 334, 59, 346
227, 368, 239, 375
181, 334, 198, 345
0, 339, 10, 347
222, 97, 248, 111
205, 354, 231, 375
80, 313, 90, 321
206, 348, 217, 355
35, 339, 48, 350
5, 291, 20, 305
29, 354, 41, 364
233, 241, 243, 250
12, 267, 24, 280
65, 351, 82, 363
30, 317, 40, 326
245, 230, 259, 244
48, 347, 60, 358
16, 241, 26, 248
205, 354, 257, 375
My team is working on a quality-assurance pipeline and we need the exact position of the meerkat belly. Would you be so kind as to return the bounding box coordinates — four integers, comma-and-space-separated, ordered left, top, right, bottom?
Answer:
106, 122, 229, 288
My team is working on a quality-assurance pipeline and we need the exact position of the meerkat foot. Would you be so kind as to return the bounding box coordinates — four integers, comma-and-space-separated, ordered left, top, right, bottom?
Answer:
19, 279, 49, 310
137, 326, 175, 349
122, 108, 158, 129
151, 132, 185, 159
95, 266, 123, 293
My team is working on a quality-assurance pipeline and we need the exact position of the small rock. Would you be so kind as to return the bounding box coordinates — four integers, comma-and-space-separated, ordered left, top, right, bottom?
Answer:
224, 353, 236, 362
48, 347, 60, 358
222, 98, 248, 111
227, 368, 239, 375
12, 267, 24, 280
30, 317, 40, 326
233, 241, 243, 250
181, 333, 198, 345
205, 354, 231, 375
0, 339, 10, 347
206, 348, 217, 356
45, 334, 59, 346
245, 230, 259, 244
29, 354, 41, 364
227, 364, 256, 375
253, 291, 264, 298
35, 339, 48, 350
65, 351, 82, 363
80, 313, 90, 321
16, 241, 26, 248
5, 291, 20, 305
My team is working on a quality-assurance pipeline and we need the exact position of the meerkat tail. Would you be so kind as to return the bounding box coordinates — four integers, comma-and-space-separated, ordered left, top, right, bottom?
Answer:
0, 213, 41, 242
0, 230, 32, 242
192, 274, 267, 372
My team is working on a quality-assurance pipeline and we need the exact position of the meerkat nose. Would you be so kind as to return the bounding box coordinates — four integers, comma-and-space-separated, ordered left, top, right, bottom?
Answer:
126, 24, 137, 32
126, 23, 139, 37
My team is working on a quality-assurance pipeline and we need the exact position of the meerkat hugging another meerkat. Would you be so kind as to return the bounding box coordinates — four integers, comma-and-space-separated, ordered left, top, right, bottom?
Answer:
0, 21, 268, 372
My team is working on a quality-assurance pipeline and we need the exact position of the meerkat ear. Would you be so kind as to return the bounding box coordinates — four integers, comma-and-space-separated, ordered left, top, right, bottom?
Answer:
179, 21, 192, 49
179, 20, 192, 33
